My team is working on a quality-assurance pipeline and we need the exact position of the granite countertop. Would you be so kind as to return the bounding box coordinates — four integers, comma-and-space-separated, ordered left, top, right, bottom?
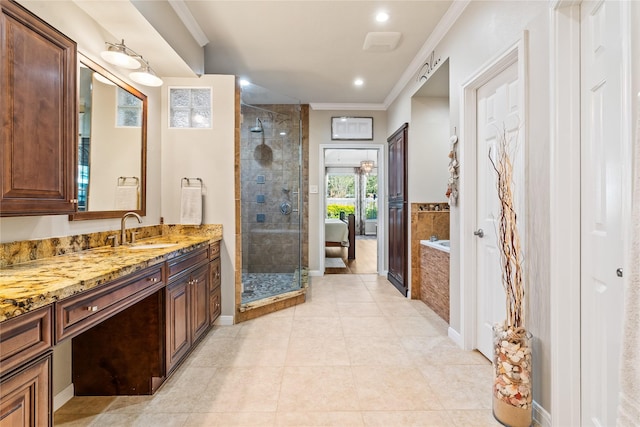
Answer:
0, 231, 222, 322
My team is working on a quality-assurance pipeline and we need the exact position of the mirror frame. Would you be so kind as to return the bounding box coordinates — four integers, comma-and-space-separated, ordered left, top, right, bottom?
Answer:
70, 53, 147, 221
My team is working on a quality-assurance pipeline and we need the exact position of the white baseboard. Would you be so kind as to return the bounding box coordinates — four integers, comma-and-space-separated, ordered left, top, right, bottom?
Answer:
533, 400, 551, 427
308, 270, 323, 276
448, 326, 463, 348
214, 315, 234, 326
53, 383, 74, 411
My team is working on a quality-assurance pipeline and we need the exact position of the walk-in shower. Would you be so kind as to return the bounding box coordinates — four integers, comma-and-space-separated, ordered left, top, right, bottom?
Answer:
239, 84, 305, 307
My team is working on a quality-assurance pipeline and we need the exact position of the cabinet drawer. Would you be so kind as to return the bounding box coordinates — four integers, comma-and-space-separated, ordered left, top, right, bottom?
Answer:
0, 306, 52, 376
167, 248, 208, 279
210, 286, 221, 325
55, 267, 163, 342
209, 242, 220, 260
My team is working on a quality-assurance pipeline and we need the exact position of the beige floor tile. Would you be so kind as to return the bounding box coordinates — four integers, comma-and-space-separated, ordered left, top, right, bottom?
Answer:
345, 335, 411, 366
388, 316, 447, 337
352, 366, 443, 411
275, 411, 365, 426
237, 315, 294, 338
340, 316, 395, 337
277, 366, 360, 412
54, 413, 100, 426
290, 316, 343, 337
377, 300, 422, 317
103, 396, 154, 414
184, 411, 276, 426
193, 366, 283, 413
401, 336, 490, 365
294, 300, 339, 317
419, 364, 493, 410
55, 396, 116, 415
285, 335, 351, 366
208, 324, 242, 339
361, 410, 454, 426
92, 412, 189, 426
337, 302, 384, 317
448, 409, 503, 426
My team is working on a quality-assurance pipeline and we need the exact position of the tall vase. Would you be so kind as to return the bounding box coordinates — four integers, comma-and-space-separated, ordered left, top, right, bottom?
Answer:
492, 323, 532, 427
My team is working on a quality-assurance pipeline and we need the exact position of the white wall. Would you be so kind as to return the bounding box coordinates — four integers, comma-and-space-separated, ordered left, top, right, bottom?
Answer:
308, 109, 387, 273
387, 0, 551, 412
160, 76, 237, 319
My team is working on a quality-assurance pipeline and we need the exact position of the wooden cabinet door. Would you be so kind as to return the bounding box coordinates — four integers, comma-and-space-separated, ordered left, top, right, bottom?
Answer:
190, 264, 209, 344
0, 1, 77, 216
209, 256, 221, 325
0, 353, 51, 427
166, 279, 190, 373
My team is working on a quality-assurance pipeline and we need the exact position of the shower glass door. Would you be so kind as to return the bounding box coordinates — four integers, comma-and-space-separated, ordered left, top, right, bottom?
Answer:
240, 83, 303, 304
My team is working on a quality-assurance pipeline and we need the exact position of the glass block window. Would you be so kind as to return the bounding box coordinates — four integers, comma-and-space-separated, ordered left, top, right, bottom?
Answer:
116, 87, 143, 127
169, 87, 212, 128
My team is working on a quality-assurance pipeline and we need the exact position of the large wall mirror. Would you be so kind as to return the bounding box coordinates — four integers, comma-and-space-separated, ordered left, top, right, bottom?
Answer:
70, 54, 147, 220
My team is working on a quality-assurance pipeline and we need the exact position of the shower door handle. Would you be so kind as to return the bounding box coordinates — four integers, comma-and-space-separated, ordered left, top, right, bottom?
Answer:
292, 191, 299, 213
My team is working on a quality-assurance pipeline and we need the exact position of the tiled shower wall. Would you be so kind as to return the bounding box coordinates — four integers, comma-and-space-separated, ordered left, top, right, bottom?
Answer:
240, 104, 303, 273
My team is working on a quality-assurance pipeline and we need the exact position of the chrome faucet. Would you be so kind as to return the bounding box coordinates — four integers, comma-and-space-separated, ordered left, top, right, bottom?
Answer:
121, 212, 142, 245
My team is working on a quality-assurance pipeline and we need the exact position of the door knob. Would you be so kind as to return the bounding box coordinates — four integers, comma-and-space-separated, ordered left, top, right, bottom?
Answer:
473, 229, 484, 238
617, 268, 623, 278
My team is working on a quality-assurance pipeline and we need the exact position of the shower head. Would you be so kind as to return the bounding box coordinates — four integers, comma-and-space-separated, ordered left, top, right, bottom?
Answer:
250, 118, 263, 133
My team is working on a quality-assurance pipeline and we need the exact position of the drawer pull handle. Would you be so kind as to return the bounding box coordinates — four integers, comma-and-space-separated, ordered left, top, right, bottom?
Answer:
87, 306, 98, 312
148, 277, 159, 283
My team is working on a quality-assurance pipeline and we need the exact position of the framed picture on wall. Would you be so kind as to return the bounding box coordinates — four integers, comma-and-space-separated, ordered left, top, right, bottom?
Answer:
331, 116, 373, 140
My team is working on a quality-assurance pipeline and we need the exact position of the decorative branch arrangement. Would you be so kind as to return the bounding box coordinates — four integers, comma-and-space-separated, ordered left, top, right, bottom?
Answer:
489, 127, 524, 329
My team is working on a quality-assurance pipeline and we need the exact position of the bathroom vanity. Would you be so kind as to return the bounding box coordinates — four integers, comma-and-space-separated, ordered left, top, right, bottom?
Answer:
0, 228, 222, 426
420, 239, 450, 322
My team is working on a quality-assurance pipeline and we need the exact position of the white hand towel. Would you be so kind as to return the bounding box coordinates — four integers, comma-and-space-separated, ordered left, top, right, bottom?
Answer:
180, 186, 203, 225
115, 185, 139, 210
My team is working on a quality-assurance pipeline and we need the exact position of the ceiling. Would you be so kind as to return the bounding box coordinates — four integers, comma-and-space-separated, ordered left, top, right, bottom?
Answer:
180, 1, 453, 106
17, 0, 456, 108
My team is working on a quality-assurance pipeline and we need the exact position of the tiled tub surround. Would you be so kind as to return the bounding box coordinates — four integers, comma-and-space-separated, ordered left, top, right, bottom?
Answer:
410, 203, 450, 300
420, 240, 450, 323
0, 224, 222, 322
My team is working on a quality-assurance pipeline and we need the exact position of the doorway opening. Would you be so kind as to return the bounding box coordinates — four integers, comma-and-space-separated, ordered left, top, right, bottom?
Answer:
319, 145, 385, 275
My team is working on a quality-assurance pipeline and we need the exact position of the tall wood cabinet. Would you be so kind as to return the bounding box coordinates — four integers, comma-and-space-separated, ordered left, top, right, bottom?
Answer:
387, 123, 408, 296
0, 0, 77, 216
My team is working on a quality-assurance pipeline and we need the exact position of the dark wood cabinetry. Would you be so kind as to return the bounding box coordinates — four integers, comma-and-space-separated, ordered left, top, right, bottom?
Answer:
165, 248, 211, 373
209, 242, 221, 324
0, 0, 77, 216
387, 123, 409, 296
0, 306, 53, 426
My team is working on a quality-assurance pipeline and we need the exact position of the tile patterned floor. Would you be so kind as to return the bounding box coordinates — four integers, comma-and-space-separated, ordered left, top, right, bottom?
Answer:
55, 274, 501, 426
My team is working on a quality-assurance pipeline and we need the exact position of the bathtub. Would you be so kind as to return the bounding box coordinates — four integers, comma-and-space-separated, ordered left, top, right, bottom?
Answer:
420, 239, 450, 253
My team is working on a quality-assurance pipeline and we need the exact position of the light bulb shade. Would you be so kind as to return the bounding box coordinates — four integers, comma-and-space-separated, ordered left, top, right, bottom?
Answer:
93, 72, 115, 86
100, 45, 140, 69
360, 160, 374, 173
129, 68, 163, 87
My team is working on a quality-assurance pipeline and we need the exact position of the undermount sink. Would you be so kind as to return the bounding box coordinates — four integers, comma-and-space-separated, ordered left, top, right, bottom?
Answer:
127, 243, 179, 250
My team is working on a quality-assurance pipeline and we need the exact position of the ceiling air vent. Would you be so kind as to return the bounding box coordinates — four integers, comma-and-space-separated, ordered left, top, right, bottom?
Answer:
362, 32, 402, 52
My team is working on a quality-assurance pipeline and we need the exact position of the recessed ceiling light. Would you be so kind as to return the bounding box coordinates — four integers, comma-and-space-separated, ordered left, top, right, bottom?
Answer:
354, 78, 364, 87
376, 12, 389, 22
239, 78, 250, 86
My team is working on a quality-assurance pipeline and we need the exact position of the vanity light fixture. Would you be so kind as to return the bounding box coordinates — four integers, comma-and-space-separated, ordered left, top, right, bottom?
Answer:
101, 40, 141, 69
100, 39, 163, 87
129, 60, 163, 87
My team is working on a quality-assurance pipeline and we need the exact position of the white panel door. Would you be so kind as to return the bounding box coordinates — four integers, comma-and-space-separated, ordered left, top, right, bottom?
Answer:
475, 62, 521, 359
580, 1, 625, 425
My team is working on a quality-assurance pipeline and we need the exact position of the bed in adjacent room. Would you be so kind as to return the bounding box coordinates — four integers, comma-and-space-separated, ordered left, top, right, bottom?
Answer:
324, 214, 356, 259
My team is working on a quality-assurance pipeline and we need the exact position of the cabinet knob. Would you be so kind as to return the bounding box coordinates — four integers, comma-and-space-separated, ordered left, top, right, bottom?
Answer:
87, 306, 98, 312
148, 277, 158, 283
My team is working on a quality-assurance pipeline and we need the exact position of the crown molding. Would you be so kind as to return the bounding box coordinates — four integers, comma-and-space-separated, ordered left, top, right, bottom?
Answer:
383, 0, 470, 109
309, 103, 387, 111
